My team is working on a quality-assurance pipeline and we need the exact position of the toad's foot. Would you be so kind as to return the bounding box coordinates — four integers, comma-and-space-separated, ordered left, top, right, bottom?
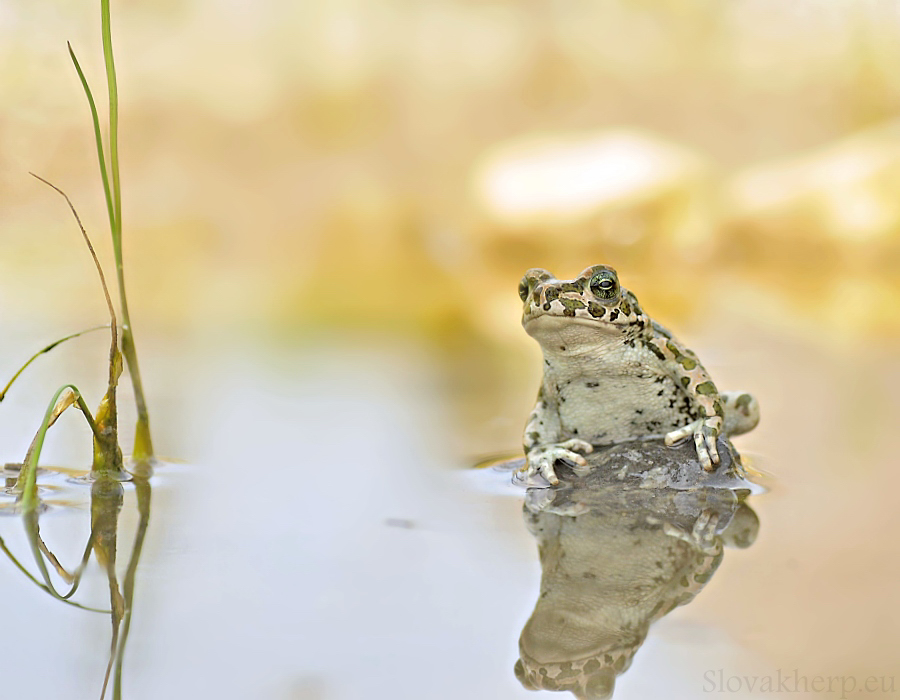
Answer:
721, 391, 760, 437
663, 509, 721, 554
665, 417, 721, 471
525, 488, 590, 516
522, 439, 593, 485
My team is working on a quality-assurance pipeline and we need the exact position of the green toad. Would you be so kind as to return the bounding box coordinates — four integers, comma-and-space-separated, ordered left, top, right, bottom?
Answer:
519, 265, 759, 484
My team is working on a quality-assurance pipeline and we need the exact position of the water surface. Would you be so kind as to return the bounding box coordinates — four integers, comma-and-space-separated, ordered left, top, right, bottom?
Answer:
1, 328, 897, 700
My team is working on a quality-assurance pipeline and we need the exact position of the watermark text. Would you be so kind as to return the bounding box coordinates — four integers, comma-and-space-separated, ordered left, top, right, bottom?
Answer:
703, 668, 895, 699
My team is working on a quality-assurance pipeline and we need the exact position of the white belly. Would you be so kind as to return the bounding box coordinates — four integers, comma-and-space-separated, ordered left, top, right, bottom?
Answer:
550, 370, 698, 444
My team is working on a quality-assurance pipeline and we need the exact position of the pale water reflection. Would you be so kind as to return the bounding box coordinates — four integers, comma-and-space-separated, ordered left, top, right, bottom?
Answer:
0, 335, 894, 700
509, 440, 759, 699
0, 342, 546, 699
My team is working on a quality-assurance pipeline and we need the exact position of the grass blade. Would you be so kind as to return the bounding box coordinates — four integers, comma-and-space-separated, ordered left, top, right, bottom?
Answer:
68, 43, 116, 237
97, 0, 155, 462
0, 325, 109, 402
100, 0, 121, 240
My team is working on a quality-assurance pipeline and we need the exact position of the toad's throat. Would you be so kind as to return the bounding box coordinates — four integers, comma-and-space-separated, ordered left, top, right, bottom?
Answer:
524, 315, 626, 356
524, 313, 622, 336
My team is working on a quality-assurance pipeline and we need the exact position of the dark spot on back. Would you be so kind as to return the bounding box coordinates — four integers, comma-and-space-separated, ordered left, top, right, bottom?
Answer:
645, 341, 667, 361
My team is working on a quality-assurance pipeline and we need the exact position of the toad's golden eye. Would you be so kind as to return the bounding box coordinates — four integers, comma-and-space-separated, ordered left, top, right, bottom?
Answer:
589, 270, 619, 299
518, 278, 530, 302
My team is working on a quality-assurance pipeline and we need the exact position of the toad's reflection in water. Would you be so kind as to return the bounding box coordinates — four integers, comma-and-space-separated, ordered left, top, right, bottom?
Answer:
0, 463, 152, 700
513, 439, 759, 700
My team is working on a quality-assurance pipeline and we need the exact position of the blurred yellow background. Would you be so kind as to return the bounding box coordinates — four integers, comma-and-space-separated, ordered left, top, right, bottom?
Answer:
2, 0, 900, 339
5, 0, 900, 462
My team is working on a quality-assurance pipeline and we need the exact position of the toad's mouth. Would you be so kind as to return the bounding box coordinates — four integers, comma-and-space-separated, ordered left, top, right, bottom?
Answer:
523, 311, 619, 333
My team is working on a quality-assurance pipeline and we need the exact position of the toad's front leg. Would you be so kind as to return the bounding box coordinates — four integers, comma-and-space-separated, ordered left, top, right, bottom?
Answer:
520, 388, 592, 484
665, 391, 760, 469
664, 415, 722, 471
648, 335, 725, 471
524, 439, 593, 485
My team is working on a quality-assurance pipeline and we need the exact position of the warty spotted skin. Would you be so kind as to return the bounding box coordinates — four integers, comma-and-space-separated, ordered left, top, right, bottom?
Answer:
519, 265, 759, 484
